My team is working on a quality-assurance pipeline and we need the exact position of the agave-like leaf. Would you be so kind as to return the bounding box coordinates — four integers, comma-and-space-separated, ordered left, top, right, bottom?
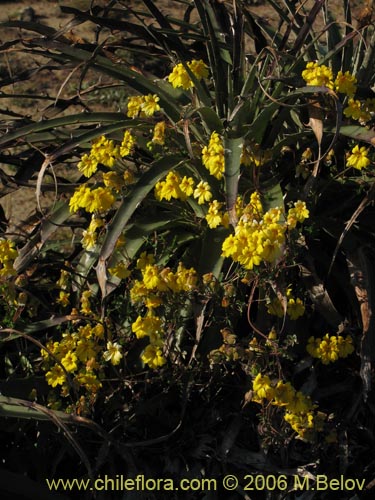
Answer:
224, 135, 243, 226
338, 125, 375, 146
14, 201, 71, 273
0, 113, 129, 148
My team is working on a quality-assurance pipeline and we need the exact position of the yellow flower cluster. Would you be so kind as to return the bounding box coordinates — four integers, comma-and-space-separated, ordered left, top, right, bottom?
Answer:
168, 59, 209, 90
42, 323, 106, 393
0, 239, 18, 277
131, 259, 198, 305
81, 215, 104, 250
129, 258, 199, 369
206, 200, 229, 229
221, 194, 309, 270
202, 131, 225, 180
302, 62, 375, 125
267, 289, 305, 320
78, 136, 118, 177
343, 98, 375, 124
132, 315, 166, 369
346, 144, 371, 170
252, 373, 324, 440
69, 185, 115, 213
302, 62, 358, 97
307, 333, 354, 364
151, 121, 166, 146
302, 62, 334, 88
155, 171, 193, 201
287, 200, 310, 229
126, 94, 160, 118
77, 131, 136, 178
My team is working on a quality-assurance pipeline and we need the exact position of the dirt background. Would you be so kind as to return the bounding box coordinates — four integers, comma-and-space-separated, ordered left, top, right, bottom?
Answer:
0, 0, 369, 233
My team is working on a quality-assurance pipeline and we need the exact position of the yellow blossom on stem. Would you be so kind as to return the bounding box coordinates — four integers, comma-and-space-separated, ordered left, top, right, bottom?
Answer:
46, 365, 66, 387
103, 341, 123, 366
168, 59, 209, 90
202, 131, 225, 180
301, 62, 334, 88
127, 95, 144, 118
132, 315, 163, 340
252, 373, 275, 401
120, 130, 136, 157
151, 121, 166, 145
141, 342, 167, 369
344, 98, 371, 123
141, 94, 160, 116
61, 351, 78, 372
206, 200, 225, 229
287, 297, 305, 320
193, 181, 212, 205
346, 144, 370, 170
179, 176, 195, 197
334, 70, 357, 97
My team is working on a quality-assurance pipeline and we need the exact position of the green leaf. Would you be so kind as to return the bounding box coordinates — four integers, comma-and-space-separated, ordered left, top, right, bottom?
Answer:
224, 135, 243, 226
14, 202, 71, 273
196, 106, 223, 133
337, 125, 375, 146
0, 113, 129, 148
197, 227, 229, 278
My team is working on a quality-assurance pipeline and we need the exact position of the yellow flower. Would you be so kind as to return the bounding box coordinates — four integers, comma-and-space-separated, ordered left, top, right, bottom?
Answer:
152, 121, 166, 145
179, 176, 195, 197
103, 341, 123, 366
141, 94, 160, 116
273, 381, 295, 407
193, 180, 212, 205
45, 365, 66, 387
75, 371, 102, 391
76, 339, 99, 362
57, 290, 70, 308
188, 59, 209, 79
136, 252, 155, 270
82, 187, 115, 213
132, 315, 163, 340
61, 351, 78, 372
77, 153, 98, 178
202, 131, 225, 180
252, 373, 275, 401
337, 335, 355, 358
206, 200, 224, 229
127, 95, 144, 118
168, 59, 209, 89
80, 290, 92, 315
154, 171, 185, 201
108, 261, 131, 279
141, 342, 166, 369
302, 62, 334, 88
287, 297, 305, 320
344, 98, 371, 123
334, 70, 357, 97
346, 144, 370, 170
168, 63, 192, 90
120, 130, 136, 157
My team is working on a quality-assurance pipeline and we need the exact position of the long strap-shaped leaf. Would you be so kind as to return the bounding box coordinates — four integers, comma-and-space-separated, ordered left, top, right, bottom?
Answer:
97, 155, 185, 298
24, 38, 182, 122
224, 135, 243, 227
0, 112, 128, 148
